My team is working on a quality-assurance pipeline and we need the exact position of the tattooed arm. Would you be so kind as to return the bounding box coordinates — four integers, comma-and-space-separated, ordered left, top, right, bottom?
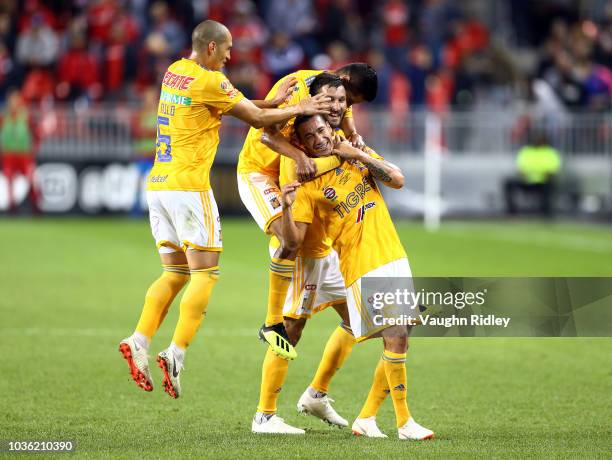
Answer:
332, 137, 404, 189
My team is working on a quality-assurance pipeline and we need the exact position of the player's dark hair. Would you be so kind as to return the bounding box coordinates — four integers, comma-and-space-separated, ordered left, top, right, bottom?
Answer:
293, 114, 324, 137
336, 63, 378, 102
309, 72, 343, 96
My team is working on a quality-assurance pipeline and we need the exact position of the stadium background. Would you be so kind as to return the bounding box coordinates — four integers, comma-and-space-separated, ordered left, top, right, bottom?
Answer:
1, 0, 611, 458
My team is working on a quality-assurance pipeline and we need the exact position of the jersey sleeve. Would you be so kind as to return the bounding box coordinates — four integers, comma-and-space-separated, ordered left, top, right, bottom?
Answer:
193, 71, 245, 113
280, 155, 342, 186
279, 155, 297, 185
344, 105, 353, 119
291, 185, 315, 224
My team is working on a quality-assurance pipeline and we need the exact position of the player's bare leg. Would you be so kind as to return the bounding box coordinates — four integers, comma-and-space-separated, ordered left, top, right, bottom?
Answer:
119, 250, 189, 392
297, 303, 353, 427
158, 249, 220, 398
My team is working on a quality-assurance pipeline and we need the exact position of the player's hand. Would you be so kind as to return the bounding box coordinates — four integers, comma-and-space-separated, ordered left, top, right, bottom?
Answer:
281, 182, 301, 208
263, 123, 283, 137
298, 93, 332, 115
295, 153, 316, 182
333, 136, 362, 160
348, 132, 365, 149
271, 77, 297, 106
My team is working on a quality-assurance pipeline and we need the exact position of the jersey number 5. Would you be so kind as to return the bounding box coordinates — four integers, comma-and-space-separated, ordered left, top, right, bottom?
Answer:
156, 116, 172, 162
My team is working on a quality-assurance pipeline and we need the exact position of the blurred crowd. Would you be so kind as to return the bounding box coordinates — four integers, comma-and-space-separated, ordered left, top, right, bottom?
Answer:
0, 0, 610, 114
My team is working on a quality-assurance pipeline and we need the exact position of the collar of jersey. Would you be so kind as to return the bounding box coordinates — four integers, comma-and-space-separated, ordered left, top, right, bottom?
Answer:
183, 57, 212, 72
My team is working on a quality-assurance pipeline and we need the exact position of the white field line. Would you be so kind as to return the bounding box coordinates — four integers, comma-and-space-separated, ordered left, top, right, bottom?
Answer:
444, 225, 612, 253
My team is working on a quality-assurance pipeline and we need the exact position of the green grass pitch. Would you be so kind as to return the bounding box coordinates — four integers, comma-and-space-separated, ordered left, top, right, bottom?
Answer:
1, 218, 611, 458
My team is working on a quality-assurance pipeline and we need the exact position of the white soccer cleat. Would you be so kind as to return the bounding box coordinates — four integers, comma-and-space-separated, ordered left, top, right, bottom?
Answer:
397, 417, 435, 440
297, 389, 348, 427
351, 416, 388, 438
118, 336, 153, 392
156, 349, 182, 399
251, 414, 305, 434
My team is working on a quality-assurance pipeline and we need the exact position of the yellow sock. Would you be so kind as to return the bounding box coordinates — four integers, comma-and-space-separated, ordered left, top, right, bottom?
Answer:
135, 264, 189, 338
257, 348, 290, 413
310, 324, 355, 393
265, 257, 294, 326
383, 350, 411, 427
358, 357, 389, 418
171, 266, 219, 348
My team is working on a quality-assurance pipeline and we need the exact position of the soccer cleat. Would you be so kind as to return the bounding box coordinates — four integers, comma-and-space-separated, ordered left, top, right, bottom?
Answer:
156, 349, 182, 399
118, 336, 153, 392
297, 389, 348, 427
258, 323, 297, 360
397, 417, 435, 440
251, 414, 305, 434
351, 417, 388, 438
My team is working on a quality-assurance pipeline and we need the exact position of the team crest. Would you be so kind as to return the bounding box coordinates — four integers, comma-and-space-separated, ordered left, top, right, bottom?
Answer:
339, 172, 351, 185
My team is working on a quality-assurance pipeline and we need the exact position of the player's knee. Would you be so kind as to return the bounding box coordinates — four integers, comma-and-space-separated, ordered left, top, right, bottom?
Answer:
284, 318, 306, 346
382, 326, 408, 353
276, 244, 298, 259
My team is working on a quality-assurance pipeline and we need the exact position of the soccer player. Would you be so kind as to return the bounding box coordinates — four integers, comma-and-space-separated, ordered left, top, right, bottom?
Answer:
252, 73, 356, 433
276, 114, 435, 440
0, 89, 38, 211
118, 20, 332, 399
236, 63, 377, 360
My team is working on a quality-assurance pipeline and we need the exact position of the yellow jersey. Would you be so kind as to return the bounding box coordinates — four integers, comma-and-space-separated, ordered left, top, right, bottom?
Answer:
236, 69, 353, 177
271, 128, 347, 259
291, 154, 407, 286
147, 58, 245, 191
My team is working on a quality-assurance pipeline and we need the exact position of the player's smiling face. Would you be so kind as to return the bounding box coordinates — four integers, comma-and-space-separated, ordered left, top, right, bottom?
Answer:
298, 115, 334, 157
318, 85, 347, 128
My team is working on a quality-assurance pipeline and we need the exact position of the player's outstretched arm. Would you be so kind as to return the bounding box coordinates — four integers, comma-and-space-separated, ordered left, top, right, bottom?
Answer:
261, 129, 316, 181
280, 182, 309, 252
333, 138, 404, 189
341, 116, 365, 149
228, 93, 331, 129
251, 77, 298, 109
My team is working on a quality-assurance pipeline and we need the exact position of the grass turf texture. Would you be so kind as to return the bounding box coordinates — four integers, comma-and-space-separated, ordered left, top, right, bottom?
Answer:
1, 218, 611, 458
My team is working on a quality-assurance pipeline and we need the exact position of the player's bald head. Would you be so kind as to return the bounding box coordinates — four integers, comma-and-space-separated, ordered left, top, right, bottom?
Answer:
192, 20, 231, 53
